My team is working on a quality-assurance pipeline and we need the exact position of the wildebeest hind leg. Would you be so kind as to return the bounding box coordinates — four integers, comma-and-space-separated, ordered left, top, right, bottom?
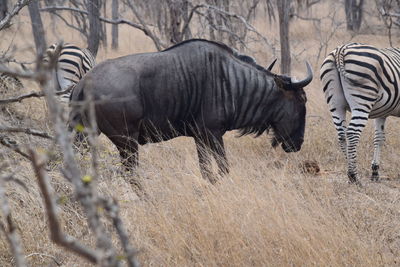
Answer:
109, 135, 139, 170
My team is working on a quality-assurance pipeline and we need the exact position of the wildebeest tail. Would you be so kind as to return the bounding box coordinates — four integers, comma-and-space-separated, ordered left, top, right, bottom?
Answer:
67, 81, 86, 133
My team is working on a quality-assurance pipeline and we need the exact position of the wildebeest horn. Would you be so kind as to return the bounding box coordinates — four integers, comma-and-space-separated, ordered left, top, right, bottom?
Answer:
267, 59, 277, 71
290, 61, 313, 89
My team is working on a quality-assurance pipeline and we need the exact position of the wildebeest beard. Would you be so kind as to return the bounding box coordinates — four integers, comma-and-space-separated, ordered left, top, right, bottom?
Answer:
269, 109, 306, 152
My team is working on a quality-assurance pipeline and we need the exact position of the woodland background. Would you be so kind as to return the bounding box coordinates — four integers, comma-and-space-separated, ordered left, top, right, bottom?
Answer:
1, 0, 400, 266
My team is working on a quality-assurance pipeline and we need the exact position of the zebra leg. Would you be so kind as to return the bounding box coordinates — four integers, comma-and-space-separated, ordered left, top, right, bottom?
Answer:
346, 112, 369, 184
371, 117, 386, 181
331, 107, 347, 158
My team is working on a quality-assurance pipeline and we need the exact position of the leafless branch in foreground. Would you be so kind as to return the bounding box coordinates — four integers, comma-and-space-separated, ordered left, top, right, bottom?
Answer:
36, 45, 119, 266
101, 197, 139, 267
29, 149, 100, 264
0, 42, 140, 266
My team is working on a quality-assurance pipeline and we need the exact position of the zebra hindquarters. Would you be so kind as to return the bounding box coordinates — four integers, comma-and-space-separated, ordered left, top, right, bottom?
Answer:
320, 56, 348, 160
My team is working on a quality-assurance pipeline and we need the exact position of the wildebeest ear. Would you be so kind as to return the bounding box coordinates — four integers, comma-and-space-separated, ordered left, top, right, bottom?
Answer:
275, 62, 313, 92
274, 75, 291, 92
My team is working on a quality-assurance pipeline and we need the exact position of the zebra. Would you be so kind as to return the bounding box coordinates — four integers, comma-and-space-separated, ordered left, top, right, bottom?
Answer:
45, 43, 96, 102
320, 42, 400, 184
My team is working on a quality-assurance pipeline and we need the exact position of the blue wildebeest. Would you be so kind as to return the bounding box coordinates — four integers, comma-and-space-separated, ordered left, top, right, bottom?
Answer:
69, 39, 312, 183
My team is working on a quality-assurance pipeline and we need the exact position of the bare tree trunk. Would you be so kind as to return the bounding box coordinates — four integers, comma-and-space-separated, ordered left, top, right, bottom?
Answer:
0, 0, 7, 21
101, 0, 107, 47
345, 0, 364, 31
86, 0, 101, 57
181, 0, 191, 40
277, 0, 291, 74
167, 0, 183, 44
206, 0, 216, 40
111, 0, 119, 50
28, 0, 47, 56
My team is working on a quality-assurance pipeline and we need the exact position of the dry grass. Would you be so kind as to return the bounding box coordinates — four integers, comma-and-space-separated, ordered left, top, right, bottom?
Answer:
1, 3, 400, 266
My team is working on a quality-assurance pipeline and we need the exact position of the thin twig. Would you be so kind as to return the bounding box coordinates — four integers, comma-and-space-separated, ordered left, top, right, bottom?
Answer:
0, 135, 31, 160
1, 173, 29, 192
101, 198, 139, 267
25, 252, 61, 266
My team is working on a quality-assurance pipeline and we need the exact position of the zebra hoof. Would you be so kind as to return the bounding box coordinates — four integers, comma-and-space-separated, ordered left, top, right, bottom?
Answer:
347, 172, 362, 186
348, 179, 362, 187
370, 174, 380, 182
371, 164, 380, 182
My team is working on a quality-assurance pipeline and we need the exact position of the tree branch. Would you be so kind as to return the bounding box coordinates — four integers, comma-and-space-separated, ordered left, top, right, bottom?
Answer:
0, 86, 73, 105
192, 4, 275, 52
0, 0, 32, 31
101, 198, 139, 267
40, 5, 166, 50
0, 126, 53, 139
0, 135, 31, 160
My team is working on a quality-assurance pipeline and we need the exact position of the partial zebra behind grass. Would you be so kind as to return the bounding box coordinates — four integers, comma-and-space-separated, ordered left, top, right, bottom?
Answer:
45, 43, 96, 103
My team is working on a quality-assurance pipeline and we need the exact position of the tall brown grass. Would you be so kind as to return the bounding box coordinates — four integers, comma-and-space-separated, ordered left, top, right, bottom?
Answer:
1, 2, 400, 266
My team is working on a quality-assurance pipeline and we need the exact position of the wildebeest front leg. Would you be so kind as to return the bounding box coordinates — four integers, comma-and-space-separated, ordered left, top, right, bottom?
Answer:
195, 132, 228, 184
210, 135, 229, 176
195, 138, 216, 184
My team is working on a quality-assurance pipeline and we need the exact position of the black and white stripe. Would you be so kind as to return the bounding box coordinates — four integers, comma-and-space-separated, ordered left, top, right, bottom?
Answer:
45, 43, 96, 102
320, 43, 400, 183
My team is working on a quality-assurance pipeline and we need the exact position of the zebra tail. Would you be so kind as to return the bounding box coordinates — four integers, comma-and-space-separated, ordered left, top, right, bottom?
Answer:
335, 44, 347, 83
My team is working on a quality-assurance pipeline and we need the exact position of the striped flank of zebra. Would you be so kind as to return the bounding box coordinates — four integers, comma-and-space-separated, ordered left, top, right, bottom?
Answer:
320, 43, 400, 184
45, 43, 96, 102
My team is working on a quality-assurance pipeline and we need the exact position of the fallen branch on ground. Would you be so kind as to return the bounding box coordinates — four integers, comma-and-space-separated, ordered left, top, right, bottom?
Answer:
0, 135, 31, 160
0, 126, 53, 139
0, 86, 73, 105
